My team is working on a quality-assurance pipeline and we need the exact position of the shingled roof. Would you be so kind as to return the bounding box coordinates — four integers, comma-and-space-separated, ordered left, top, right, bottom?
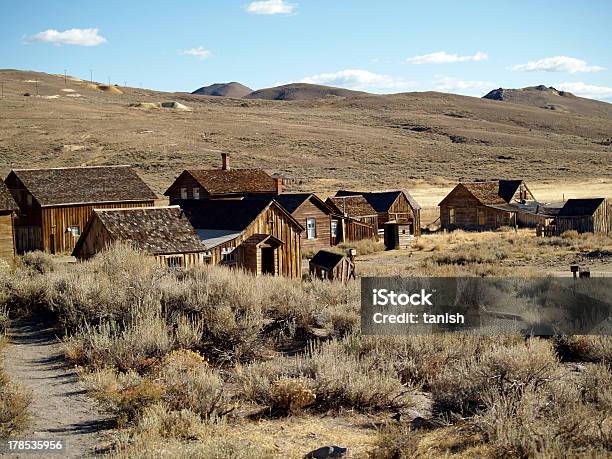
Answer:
166, 169, 277, 197
253, 193, 331, 215
176, 198, 303, 231
326, 195, 378, 218
7, 166, 156, 207
336, 190, 421, 211
75, 206, 207, 256
557, 198, 606, 217
0, 179, 17, 212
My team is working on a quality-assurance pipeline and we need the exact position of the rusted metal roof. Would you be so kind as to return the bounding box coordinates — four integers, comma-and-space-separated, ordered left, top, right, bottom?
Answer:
0, 179, 17, 212
8, 166, 157, 207
84, 206, 207, 255
326, 195, 378, 217
174, 169, 277, 196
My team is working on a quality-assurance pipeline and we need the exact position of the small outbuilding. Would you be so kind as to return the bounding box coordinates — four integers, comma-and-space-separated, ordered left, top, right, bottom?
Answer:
553, 198, 611, 235
0, 179, 18, 264
326, 195, 379, 243
73, 206, 210, 268
309, 250, 355, 282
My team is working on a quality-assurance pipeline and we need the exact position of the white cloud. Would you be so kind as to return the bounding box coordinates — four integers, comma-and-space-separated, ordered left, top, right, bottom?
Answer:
512, 56, 604, 73
406, 51, 487, 64
245, 0, 296, 15
300, 69, 416, 92
434, 77, 494, 95
555, 82, 612, 99
27, 28, 106, 46
179, 47, 213, 59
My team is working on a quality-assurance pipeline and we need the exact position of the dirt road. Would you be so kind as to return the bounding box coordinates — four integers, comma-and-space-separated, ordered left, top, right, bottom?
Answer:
2, 319, 109, 458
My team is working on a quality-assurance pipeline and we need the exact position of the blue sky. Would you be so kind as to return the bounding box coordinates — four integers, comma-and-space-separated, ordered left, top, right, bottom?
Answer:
2, 0, 612, 100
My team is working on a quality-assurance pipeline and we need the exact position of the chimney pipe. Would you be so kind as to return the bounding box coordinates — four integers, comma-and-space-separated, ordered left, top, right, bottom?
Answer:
221, 153, 230, 171
274, 176, 283, 195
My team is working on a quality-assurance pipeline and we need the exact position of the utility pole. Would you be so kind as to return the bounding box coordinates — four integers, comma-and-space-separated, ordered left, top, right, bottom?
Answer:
64, 69, 67, 86
89, 69, 93, 83
35, 81, 39, 96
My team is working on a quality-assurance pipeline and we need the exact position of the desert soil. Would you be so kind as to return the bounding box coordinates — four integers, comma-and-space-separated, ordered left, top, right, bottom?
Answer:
2, 319, 109, 458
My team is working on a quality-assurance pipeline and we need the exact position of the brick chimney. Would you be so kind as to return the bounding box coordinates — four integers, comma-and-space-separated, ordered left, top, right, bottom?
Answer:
274, 176, 283, 195
221, 153, 230, 170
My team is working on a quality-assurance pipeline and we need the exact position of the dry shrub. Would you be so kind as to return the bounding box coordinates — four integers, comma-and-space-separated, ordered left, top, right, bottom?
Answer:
561, 230, 580, 239
431, 244, 508, 265
554, 336, 612, 364
336, 238, 384, 256
269, 377, 316, 414
133, 403, 207, 440
239, 339, 409, 412
21, 251, 54, 273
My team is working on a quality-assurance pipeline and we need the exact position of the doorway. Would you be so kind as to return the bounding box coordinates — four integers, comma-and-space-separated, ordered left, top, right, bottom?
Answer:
261, 247, 275, 274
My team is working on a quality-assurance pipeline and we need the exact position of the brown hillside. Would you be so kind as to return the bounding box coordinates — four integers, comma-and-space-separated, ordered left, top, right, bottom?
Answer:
0, 70, 610, 199
244, 83, 365, 100
192, 82, 253, 98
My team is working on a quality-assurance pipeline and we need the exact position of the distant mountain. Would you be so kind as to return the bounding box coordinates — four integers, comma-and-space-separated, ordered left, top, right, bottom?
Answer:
483, 85, 612, 117
192, 82, 253, 98
244, 83, 366, 101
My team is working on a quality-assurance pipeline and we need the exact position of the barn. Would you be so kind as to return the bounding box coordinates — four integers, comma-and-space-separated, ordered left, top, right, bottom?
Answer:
177, 198, 303, 278
309, 250, 355, 282
268, 193, 333, 252
553, 198, 611, 235
326, 195, 379, 242
164, 153, 281, 201
0, 179, 18, 264
438, 180, 535, 230
5, 166, 156, 254
336, 190, 421, 236
73, 206, 210, 268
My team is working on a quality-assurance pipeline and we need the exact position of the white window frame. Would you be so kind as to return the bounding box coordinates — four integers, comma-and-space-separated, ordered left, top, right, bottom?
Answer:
331, 219, 338, 236
70, 225, 80, 237
180, 187, 187, 199
193, 187, 200, 199
306, 218, 317, 239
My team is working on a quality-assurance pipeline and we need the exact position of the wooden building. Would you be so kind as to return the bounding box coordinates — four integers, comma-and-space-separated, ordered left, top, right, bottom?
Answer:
438, 180, 535, 231
178, 198, 303, 278
164, 153, 281, 202
5, 166, 156, 254
326, 195, 379, 242
270, 193, 333, 251
336, 190, 421, 236
309, 250, 355, 282
73, 206, 210, 268
0, 179, 18, 264
552, 198, 611, 235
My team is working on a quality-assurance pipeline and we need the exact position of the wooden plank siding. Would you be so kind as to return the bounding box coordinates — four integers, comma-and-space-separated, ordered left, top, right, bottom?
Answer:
292, 199, 331, 251
0, 213, 15, 262
205, 206, 302, 278
555, 200, 611, 235
378, 194, 421, 236
440, 186, 513, 231
14, 201, 155, 254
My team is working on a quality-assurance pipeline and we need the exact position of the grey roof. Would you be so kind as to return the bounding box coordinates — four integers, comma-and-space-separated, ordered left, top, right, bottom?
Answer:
7, 166, 156, 207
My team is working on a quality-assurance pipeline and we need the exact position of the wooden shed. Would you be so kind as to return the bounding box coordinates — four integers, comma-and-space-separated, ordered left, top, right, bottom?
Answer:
336, 190, 422, 236
271, 193, 333, 251
178, 198, 303, 278
164, 153, 281, 201
309, 250, 355, 282
73, 206, 210, 268
0, 179, 18, 264
438, 180, 525, 231
5, 166, 156, 254
553, 198, 611, 235
326, 195, 379, 243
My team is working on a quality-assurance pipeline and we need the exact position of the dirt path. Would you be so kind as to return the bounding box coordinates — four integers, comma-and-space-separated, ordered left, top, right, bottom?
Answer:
2, 319, 110, 458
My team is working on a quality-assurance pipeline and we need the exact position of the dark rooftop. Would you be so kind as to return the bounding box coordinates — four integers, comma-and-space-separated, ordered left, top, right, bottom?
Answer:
8, 166, 157, 207
167, 169, 277, 196
0, 179, 17, 212
336, 190, 421, 211
309, 250, 345, 270
326, 195, 378, 217
557, 198, 606, 217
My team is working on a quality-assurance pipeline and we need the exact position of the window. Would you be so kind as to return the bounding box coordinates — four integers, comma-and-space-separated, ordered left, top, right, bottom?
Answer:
193, 187, 200, 199
306, 218, 317, 239
331, 219, 338, 236
477, 208, 486, 226
69, 225, 80, 237
166, 256, 183, 269
26, 194, 32, 206
449, 208, 456, 224
221, 247, 236, 264
180, 187, 187, 199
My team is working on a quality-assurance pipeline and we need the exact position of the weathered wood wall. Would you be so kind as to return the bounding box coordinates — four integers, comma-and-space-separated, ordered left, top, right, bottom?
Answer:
440, 187, 512, 230
380, 194, 421, 236
309, 258, 354, 282
292, 199, 331, 251
205, 205, 302, 278
0, 212, 15, 262
555, 200, 611, 235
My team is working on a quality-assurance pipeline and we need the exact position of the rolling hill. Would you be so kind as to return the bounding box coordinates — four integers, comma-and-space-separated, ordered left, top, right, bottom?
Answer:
192, 82, 253, 98
483, 85, 612, 117
244, 83, 365, 101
